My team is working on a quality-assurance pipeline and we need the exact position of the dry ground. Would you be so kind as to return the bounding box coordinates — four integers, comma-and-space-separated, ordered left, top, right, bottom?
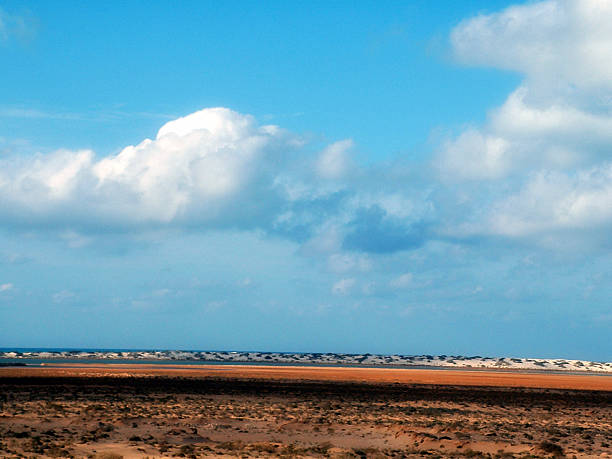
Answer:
0, 366, 611, 458
3, 365, 612, 391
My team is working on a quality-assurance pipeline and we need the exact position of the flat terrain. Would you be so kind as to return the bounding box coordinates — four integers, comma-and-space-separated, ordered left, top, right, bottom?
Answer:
1, 365, 611, 458
4, 364, 612, 391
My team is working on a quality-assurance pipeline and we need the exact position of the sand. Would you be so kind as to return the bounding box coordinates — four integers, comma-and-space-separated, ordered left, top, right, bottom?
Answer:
1, 364, 611, 458
2, 363, 612, 391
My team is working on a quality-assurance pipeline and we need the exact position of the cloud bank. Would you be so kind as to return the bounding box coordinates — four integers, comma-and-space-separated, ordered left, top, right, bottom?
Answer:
0, 107, 429, 255
3, 0, 612, 257
440, 0, 612, 248
1, 108, 294, 227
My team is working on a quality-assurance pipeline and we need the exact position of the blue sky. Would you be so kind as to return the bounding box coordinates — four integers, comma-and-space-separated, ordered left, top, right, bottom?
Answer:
1, 0, 611, 360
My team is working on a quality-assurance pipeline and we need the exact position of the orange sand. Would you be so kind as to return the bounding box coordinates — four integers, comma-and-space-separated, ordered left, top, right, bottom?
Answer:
2, 363, 611, 391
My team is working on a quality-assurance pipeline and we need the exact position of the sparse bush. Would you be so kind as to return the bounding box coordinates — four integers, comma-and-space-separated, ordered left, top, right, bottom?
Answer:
538, 441, 564, 456
178, 444, 195, 456
249, 442, 278, 453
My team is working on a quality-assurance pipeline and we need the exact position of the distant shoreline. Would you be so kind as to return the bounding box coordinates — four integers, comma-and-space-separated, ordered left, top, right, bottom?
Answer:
1, 349, 611, 373
2, 359, 612, 377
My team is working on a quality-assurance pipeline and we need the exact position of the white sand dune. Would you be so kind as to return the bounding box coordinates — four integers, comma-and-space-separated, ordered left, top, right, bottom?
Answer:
1, 350, 611, 373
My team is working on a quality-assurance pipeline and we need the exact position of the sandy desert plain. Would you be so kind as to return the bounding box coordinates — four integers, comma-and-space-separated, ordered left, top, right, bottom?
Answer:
1, 363, 611, 459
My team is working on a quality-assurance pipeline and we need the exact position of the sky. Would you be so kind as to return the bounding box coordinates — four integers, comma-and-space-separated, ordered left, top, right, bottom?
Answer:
1, 0, 611, 361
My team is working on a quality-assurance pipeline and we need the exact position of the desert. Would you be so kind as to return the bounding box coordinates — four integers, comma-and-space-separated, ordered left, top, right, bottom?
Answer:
5, 2, 612, 458
1, 364, 611, 458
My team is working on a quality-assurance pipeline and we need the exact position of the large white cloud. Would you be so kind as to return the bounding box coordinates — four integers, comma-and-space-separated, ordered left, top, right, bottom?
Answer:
315, 139, 354, 180
5, 0, 612, 256
486, 165, 612, 240
452, 0, 612, 90
0, 108, 298, 227
441, 0, 612, 181
0, 107, 431, 257
439, 0, 612, 249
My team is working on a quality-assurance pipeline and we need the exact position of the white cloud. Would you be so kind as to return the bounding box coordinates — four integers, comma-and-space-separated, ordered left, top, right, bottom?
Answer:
436, 0, 612, 250
0, 108, 298, 227
0, 283, 13, 292
52, 290, 75, 303
60, 230, 93, 249
441, 1, 612, 181
439, 87, 612, 181
437, 129, 510, 181
332, 278, 355, 295
389, 273, 413, 289
0, 8, 36, 43
486, 165, 612, 239
451, 0, 612, 90
152, 288, 171, 297
300, 225, 344, 255
4, 1, 612, 256
0, 107, 83, 120
92, 107, 292, 223
316, 139, 354, 180
0, 105, 436, 259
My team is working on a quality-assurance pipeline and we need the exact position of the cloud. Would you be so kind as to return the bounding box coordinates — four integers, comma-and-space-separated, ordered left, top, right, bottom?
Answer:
0, 108, 297, 228
484, 165, 612, 241
5, 1, 612, 257
0, 8, 36, 43
436, 0, 612, 250
390, 273, 413, 289
0, 106, 172, 122
52, 290, 75, 303
0, 283, 13, 292
60, 230, 93, 248
316, 139, 354, 180
0, 107, 82, 120
440, 0, 612, 180
0, 107, 432, 256
438, 87, 612, 181
451, 0, 612, 90
437, 129, 510, 181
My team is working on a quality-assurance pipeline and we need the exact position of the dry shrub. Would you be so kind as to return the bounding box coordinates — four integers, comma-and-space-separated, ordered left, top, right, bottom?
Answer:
217, 440, 243, 451
249, 442, 278, 453
538, 441, 564, 456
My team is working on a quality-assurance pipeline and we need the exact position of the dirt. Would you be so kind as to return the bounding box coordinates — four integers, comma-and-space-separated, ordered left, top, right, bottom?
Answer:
0, 366, 611, 458
3, 365, 612, 391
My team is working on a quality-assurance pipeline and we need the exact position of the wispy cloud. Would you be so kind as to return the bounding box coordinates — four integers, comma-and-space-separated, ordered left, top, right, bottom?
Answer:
52, 290, 75, 303
389, 273, 413, 289
0, 107, 84, 121
0, 106, 175, 122
0, 7, 37, 43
